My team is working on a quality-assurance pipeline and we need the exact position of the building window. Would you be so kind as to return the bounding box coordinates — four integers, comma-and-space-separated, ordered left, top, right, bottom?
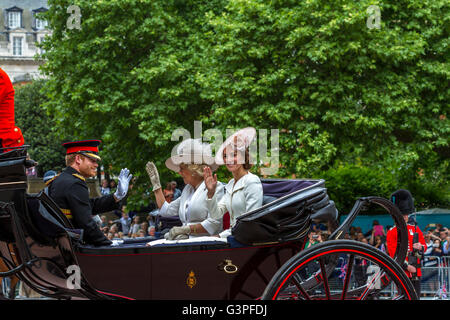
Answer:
8, 11, 22, 29
35, 18, 48, 30
38, 36, 46, 54
13, 37, 22, 56
33, 7, 48, 30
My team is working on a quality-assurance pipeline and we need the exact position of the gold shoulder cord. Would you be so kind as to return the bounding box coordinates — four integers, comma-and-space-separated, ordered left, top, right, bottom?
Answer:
72, 173, 86, 182
44, 174, 60, 186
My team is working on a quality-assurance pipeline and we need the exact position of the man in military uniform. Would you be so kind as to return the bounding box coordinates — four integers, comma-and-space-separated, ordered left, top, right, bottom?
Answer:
48, 140, 132, 246
386, 189, 426, 297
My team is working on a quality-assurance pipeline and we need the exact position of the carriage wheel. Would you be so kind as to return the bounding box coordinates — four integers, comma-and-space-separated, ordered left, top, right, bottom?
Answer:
261, 240, 417, 300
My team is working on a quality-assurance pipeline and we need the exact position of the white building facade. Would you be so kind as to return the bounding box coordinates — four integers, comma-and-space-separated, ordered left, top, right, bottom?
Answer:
0, 0, 50, 83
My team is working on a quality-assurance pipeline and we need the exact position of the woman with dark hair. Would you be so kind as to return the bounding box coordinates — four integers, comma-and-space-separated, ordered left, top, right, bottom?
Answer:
204, 127, 263, 238
163, 181, 174, 203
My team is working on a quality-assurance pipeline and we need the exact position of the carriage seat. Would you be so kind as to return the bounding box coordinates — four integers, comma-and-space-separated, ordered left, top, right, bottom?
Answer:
232, 179, 337, 245
26, 193, 84, 244
261, 180, 315, 205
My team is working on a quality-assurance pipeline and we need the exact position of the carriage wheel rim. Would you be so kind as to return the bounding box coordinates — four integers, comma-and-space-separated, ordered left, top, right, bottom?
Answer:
271, 248, 412, 300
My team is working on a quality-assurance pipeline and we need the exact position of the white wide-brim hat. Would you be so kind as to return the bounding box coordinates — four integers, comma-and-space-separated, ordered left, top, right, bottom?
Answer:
215, 127, 257, 165
165, 138, 219, 172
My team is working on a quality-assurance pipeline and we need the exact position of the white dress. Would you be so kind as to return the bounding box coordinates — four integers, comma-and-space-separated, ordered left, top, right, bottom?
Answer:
206, 172, 263, 238
159, 181, 225, 236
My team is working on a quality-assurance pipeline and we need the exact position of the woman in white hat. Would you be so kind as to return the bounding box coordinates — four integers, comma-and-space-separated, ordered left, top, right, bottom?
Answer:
145, 138, 225, 240
203, 127, 263, 238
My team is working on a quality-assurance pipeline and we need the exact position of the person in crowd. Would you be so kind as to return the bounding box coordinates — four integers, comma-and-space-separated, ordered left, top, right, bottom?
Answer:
371, 220, 385, 238
140, 222, 149, 236
111, 210, 132, 236
204, 127, 263, 239
47, 140, 132, 246
305, 231, 323, 249
137, 230, 146, 238
370, 235, 386, 253
147, 215, 156, 229
423, 233, 440, 267
109, 224, 119, 235
100, 179, 111, 196
438, 228, 449, 248
355, 232, 365, 242
148, 225, 156, 237
109, 180, 117, 193
163, 182, 174, 203
43, 170, 57, 184
422, 233, 440, 295
129, 215, 141, 237
349, 226, 357, 239
430, 239, 443, 257
387, 189, 427, 296
100, 215, 108, 228
146, 139, 225, 240
171, 181, 182, 200
443, 233, 450, 256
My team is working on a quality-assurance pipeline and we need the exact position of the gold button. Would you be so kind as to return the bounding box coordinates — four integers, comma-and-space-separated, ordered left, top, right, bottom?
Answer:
14, 128, 18, 132
17, 139, 21, 143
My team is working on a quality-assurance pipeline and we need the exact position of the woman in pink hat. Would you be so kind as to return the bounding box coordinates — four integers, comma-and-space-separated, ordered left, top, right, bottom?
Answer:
146, 138, 225, 240
203, 127, 263, 238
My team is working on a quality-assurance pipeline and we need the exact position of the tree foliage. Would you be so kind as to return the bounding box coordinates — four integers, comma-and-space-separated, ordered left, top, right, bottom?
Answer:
39, 0, 448, 210
14, 80, 67, 175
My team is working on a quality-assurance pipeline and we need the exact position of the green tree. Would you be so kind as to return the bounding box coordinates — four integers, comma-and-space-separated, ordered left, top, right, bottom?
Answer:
198, 0, 449, 209
200, 0, 448, 178
14, 80, 67, 175
39, 0, 448, 210
40, 0, 225, 185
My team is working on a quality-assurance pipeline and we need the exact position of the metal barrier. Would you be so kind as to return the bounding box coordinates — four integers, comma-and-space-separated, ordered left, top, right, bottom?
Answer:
421, 256, 449, 299
327, 255, 450, 300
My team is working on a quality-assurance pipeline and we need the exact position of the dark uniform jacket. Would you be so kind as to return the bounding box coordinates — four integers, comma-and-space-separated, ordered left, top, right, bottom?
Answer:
48, 166, 118, 246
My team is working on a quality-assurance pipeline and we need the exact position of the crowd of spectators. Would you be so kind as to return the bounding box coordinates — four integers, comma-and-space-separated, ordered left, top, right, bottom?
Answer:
97, 179, 182, 241
305, 220, 450, 259
304, 219, 450, 297
100, 209, 157, 240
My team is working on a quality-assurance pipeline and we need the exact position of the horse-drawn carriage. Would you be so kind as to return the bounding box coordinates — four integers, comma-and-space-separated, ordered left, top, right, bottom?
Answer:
0, 146, 417, 300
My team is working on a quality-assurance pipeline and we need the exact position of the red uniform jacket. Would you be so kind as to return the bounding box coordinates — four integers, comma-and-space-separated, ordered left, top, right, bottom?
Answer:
386, 223, 427, 277
0, 68, 24, 151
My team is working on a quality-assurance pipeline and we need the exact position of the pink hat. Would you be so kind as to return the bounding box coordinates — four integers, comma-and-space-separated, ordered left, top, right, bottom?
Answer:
215, 127, 257, 165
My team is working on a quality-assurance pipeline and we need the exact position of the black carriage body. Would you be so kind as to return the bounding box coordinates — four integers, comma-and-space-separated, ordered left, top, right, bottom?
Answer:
76, 239, 303, 300
0, 147, 346, 300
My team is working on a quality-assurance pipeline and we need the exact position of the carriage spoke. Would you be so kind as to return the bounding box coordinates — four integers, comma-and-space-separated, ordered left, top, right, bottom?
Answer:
290, 273, 311, 300
358, 267, 383, 300
318, 257, 331, 300
341, 254, 354, 300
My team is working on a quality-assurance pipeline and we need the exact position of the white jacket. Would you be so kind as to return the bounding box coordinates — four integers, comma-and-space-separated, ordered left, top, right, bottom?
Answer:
206, 172, 263, 238
159, 181, 225, 236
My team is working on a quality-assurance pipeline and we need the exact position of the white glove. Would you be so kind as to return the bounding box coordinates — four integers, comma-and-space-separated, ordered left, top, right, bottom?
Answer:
114, 168, 132, 200
145, 161, 161, 191
167, 225, 191, 240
